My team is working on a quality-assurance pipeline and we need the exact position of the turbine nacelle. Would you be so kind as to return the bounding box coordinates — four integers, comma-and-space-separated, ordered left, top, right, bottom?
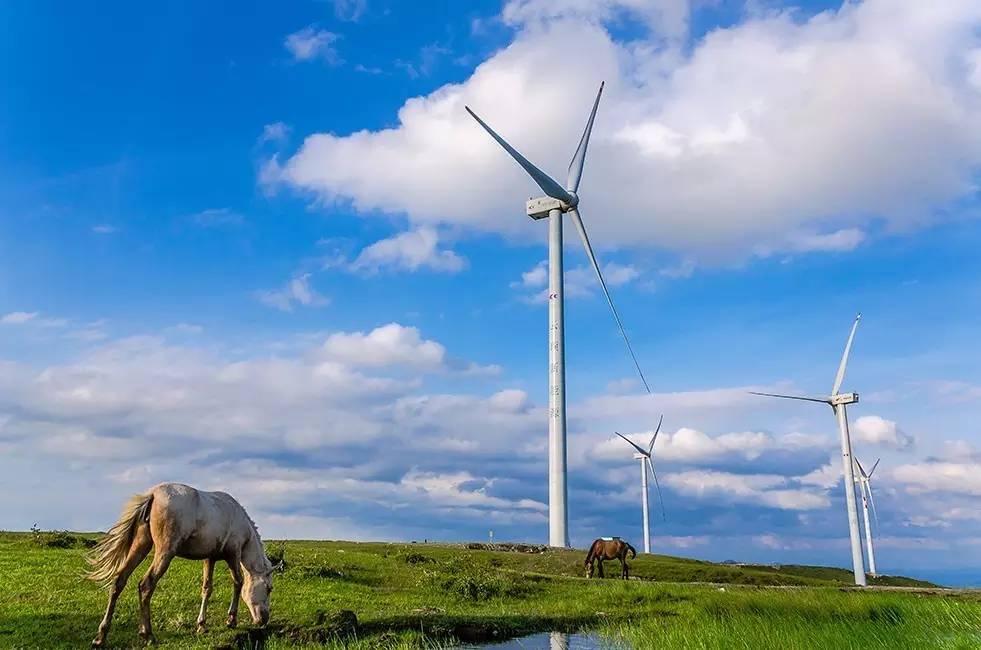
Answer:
830, 392, 859, 406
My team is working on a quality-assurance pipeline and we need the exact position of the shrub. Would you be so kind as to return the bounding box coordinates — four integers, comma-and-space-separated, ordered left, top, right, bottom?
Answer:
31, 525, 96, 549
423, 563, 529, 601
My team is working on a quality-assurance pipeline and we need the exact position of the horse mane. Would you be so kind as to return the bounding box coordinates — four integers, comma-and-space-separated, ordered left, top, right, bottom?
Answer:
242, 510, 273, 572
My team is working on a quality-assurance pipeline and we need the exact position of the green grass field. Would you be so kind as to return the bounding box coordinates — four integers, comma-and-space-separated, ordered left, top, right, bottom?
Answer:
1, 531, 978, 649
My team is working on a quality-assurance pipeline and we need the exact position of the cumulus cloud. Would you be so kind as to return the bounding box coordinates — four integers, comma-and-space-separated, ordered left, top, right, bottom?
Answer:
266, 1, 981, 260
851, 415, 914, 450
593, 427, 778, 464
284, 26, 342, 64
348, 228, 467, 274
893, 459, 981, 496
255, 273, 329, 311
663, 469, 830, 510
512, 259, 639, 302
322, 323, 447, 370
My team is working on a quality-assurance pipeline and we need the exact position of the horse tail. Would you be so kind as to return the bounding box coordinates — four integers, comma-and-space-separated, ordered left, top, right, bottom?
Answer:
86, 492, 153, 587
626, 542, 636, 559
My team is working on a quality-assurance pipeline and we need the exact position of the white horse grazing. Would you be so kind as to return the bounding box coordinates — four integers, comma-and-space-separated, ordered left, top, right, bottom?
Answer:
87, 483, 275, 647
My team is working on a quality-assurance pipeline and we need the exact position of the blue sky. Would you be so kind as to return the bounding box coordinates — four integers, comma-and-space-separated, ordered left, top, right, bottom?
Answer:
2, 0, 981, 586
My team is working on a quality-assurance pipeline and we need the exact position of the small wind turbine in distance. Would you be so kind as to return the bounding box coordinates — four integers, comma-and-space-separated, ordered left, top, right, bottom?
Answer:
855, 457, 881, 577
466, 82, 652, 548
750, 313, 868, 586
615, 414, 666, 554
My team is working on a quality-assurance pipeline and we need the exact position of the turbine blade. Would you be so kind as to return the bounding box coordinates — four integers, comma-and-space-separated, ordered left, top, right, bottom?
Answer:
568, 207, 651, 393
832, 313, 862, 395
465, 106, 572, 203
855, 458, 867, 479
749, 391, 829, 404
867, 482, 880, 532
648, 414, 663, 455
868, 458, 880, 478
566, 82, 604, 193
615, 431, 648, 457
647, 458, 666, 521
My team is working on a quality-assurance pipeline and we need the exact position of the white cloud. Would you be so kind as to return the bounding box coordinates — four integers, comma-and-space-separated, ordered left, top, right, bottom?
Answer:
331, 0, 367, 22
349, 228, 466, 274
513, 259, 639, 302
1, 311, 38, 325
92, 224, 116, 235
267, 1, 981, 259
284, 26, 342, 64
322, 323, 446, 369
258, 122, 291, 146
189, 207, 244, 227
255, 273, 329, 311
502, 0, 690, 40
594, 426, 778, 464
851, 415, 914, 450
893, 460, 981, 496
663, 469, 830, 510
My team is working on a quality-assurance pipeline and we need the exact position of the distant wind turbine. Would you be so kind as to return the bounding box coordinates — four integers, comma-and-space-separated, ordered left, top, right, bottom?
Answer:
751, 314, 868, 586
855, 457, 880, 577
467, 82, 651, 548
615, 414, 665, 554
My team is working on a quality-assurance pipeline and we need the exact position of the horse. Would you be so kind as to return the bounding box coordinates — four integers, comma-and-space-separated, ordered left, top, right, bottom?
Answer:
584, 538, 636, 579
87, 483, 275, 647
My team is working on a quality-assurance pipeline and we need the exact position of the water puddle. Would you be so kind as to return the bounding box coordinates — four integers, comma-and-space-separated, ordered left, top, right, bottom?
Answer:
453, 631, 606, 649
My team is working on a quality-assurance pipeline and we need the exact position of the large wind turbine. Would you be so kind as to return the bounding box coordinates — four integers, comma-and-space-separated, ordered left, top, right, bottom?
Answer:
615, 415, 665, 554
855, 458, 880, 577
467, 82, 650, 547
751, 314, 868, 586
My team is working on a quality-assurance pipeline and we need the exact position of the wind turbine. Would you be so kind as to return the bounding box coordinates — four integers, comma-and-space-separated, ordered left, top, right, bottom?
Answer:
467, 82, 651, 548
750, 313, 868, 586
615, 415, 665, 554
855, 457, 880, 577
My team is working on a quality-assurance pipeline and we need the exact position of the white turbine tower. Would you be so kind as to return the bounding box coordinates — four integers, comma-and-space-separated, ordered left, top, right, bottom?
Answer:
855, 457, 881, 577
467, 82, 651, 548
614, 415, 665, 554
751, 314, 868, 586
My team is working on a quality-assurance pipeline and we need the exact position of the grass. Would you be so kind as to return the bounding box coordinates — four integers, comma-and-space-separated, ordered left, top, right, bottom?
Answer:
0, 532, 977, 649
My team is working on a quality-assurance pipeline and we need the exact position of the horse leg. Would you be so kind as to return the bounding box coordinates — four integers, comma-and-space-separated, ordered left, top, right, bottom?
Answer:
621, 555, 628, 580
196, 559, 215, 633
597, 559, 605, 578
225, 552, 244, 628
137, 546, 175, 644
92, 525, 152, 647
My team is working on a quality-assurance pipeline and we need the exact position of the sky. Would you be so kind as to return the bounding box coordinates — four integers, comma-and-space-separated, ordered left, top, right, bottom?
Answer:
1, 0, 980, 586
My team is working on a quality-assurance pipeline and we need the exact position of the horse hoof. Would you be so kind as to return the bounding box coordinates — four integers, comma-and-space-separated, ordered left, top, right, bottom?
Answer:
226, 616, 237, 629
141, 634, 157, 646
91, 638, 104, 648
196, 623, 207, 634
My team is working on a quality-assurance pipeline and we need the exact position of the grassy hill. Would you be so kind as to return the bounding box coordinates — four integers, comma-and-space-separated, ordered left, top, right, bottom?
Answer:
0, 531, 978, 649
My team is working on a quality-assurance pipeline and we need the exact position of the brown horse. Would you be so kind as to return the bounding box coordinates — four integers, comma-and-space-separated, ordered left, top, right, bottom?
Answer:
584, 538, 636, 579
87, 483, 275, 647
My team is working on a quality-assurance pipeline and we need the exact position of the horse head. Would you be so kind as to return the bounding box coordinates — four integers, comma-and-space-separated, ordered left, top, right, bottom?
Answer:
242, 566, 274, 626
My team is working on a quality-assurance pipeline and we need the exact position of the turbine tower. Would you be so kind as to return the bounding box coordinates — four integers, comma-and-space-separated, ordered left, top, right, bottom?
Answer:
615, 415, 666, 554
855, 457, 880, 577
751, 314, 868, 586
467, 82, 650, 548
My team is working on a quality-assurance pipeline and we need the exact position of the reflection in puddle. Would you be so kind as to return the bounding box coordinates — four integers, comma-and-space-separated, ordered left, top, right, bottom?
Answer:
454, 631, 607, 649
